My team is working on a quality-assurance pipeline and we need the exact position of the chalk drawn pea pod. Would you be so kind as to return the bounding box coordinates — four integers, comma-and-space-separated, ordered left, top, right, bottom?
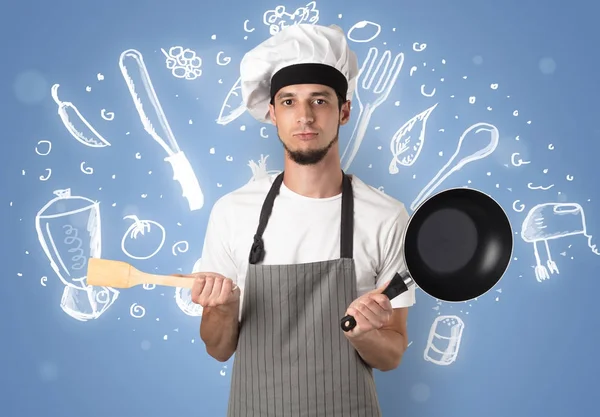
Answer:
51, 84, 111, 148
167, 46, 183, 58
188, 56, 202, 68
184, 68, 202, 81
165, 57, 177, 70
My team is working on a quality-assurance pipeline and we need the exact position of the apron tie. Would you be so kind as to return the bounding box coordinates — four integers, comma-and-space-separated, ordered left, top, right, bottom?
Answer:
249, 234, 265, 264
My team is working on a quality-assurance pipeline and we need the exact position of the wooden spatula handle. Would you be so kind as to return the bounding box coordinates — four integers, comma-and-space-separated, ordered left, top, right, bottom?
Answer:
142, 274, 195, 289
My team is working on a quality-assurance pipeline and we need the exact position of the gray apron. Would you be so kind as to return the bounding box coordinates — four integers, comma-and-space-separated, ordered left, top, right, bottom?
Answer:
227, 172, 382, 417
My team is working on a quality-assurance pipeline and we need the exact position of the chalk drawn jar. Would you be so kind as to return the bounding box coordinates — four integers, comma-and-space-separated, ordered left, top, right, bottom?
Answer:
59, 283, 119, 322
424, 315, 465, 366
36, 188, 119, 321
35, 188, 101, 289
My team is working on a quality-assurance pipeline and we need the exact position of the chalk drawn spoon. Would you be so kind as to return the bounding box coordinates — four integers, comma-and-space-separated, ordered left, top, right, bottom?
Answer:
410, 122, 499, 211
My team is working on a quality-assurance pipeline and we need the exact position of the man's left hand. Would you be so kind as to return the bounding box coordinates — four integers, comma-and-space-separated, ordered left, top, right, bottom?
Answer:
343, 283, 393, 339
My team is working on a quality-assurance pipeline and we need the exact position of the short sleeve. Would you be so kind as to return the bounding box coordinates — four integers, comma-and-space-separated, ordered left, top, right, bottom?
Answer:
375, 205, 416, 309
192, 199, 239, 282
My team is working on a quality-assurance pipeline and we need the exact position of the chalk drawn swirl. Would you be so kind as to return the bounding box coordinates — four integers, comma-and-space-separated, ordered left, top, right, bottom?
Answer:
39, 169, 51, 181
171, 241, 189, 256
129, 303, 146, 318
35, 140, 52, 156
512, 200, 525, 212
80, 162, 93, 175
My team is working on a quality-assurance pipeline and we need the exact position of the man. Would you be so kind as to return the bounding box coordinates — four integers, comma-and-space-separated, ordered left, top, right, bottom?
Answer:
188, 23, 416, 417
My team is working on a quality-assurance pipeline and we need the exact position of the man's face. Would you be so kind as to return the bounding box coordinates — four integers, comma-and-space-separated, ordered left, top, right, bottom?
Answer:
268, 84, 351, 165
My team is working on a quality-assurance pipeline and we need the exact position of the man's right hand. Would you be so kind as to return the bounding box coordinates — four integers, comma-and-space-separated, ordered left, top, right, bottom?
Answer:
181, 272, 241, 362
185, 272, 240, 311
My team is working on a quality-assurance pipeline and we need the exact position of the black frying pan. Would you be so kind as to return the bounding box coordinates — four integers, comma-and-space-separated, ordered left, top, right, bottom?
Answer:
341, 187, 513, 332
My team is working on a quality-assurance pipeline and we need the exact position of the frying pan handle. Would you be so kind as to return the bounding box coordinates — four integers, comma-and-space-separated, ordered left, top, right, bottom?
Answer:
341, 272, 413, 332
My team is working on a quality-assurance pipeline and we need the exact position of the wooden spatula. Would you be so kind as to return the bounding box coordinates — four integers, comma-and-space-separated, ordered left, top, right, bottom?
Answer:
86, 258, 195, 289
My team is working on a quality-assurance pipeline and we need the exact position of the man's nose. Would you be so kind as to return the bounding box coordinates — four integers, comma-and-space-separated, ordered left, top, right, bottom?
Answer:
297, 103, 315, 124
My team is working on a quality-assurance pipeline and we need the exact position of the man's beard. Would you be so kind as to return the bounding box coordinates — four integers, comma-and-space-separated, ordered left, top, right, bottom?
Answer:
278, 125, 340, 166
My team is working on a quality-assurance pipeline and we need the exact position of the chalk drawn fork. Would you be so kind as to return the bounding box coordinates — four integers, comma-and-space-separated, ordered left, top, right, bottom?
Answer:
340, 47, 405, 171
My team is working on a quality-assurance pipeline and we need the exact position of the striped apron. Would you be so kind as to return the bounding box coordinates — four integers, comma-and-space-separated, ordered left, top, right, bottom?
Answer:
227, 172, 382, 417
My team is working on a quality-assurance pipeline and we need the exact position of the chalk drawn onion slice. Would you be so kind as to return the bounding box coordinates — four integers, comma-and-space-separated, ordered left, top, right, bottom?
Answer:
216, 76, 246, 125
389, 102, 438, 173
51, 84, 111, 148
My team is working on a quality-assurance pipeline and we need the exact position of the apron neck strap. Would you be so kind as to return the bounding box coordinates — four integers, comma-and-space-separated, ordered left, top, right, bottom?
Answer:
340, 172, 354, 259
249, 171, 354, 264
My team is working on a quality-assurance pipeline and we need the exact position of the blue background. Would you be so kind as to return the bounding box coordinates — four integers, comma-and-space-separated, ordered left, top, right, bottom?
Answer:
2, 0, 599, 416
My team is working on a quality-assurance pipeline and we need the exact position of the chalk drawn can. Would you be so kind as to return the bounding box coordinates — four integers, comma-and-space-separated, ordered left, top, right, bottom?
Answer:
35, 188, 101, 289
424, 315, 465, 366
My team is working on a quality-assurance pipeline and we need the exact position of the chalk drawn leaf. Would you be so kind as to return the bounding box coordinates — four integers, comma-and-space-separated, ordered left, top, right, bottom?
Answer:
216, 76, 246, 125
389, 102, 438, 174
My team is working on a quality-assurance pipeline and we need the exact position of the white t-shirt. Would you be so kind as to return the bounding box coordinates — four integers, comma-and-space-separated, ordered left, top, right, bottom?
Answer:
194, 174, 416, 319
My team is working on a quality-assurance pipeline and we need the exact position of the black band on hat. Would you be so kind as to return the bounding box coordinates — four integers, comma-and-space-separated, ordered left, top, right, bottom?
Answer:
269, 63, 348, 103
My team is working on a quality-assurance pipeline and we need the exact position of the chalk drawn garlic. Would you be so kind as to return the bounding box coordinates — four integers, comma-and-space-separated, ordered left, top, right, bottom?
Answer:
121, 215, 166, 260
247, 154, 281, 183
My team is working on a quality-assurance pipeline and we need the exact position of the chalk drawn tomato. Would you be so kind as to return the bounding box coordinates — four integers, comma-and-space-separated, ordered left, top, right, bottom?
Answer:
121, 215, 166, 260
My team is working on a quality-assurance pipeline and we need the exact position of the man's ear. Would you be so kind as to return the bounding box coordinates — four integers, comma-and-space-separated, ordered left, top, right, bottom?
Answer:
339, 100, 351, 126
268, 103, 276, 124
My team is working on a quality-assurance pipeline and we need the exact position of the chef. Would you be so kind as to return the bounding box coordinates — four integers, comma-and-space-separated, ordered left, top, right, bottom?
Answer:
187, 23, 416, 417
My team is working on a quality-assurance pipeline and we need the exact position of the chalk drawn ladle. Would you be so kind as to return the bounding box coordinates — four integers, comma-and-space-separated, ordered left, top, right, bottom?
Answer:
410, 122, 499, 211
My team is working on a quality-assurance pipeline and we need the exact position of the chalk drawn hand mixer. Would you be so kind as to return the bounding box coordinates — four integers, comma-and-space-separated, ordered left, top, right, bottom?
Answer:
86, 258, 239, 291
410, 122, 500, 211
119, 49, 204, 211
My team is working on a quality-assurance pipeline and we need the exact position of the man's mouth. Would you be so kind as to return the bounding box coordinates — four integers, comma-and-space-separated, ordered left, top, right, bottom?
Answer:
294, 132, 318, 140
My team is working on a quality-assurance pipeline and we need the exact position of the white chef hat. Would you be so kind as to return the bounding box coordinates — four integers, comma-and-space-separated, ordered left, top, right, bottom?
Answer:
240, 23, 359, 123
